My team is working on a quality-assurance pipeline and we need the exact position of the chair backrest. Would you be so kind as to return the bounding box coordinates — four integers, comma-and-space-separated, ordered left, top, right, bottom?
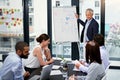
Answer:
101, 74, 107, 80
40, 64, 53, 80
105, 64, 110, 73
101, 64, 110, 80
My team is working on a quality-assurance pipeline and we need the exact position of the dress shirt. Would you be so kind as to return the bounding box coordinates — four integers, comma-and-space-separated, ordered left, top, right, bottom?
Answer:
85, 62, 105, 80
0, 53, 24, 80
100, 46, 110, 69
83, 19, 92, 42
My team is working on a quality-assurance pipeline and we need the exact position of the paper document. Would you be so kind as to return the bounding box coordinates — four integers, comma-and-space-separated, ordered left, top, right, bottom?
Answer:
52, 65, 60, 69
50, 70, 62, 75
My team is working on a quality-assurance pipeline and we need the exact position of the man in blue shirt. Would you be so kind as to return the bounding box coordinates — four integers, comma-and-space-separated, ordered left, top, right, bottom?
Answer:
0, 41, 30, 80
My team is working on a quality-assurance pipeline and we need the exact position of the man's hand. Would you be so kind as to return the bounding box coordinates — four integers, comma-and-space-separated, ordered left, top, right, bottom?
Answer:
75, 63, 81, 69
75, 13, 79, 19
23, 71, 30, 78
80, 61, 86, 66
69, 75, 75, 80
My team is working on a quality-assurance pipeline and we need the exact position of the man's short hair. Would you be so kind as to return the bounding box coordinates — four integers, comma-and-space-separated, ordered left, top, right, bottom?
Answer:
86, 8, 94, 15
15, 41, 28, 51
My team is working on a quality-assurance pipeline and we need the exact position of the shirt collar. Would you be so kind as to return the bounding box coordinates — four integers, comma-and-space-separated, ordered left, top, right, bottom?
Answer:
87, 18, 93, 22
14, 53, 22, 60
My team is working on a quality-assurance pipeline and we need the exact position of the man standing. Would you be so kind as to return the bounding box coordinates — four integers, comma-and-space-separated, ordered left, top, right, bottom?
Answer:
0, 41, 30, 80
75, 8, 99, 42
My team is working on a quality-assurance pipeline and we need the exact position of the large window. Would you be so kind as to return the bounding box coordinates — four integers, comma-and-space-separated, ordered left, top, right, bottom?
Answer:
79, 0, 101, 59
51, 0, 101, 59
95, 13, 100, 20
0, 0, 48, 54
52, 0, 72, 59
105, 0, 120, 60
95, 0, 100, 7
0, 0, 23, 53
28, 0, 48, 50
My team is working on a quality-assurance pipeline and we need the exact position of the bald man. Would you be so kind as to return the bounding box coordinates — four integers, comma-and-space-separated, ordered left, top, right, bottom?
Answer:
75, 8, 99, 43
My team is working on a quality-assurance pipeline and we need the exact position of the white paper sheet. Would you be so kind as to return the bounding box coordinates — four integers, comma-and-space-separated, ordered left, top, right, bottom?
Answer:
50, 70, 63, 76
52, 65, 60, 70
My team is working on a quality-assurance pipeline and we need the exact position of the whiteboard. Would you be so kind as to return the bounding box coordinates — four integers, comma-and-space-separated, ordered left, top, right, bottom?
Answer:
53, 6, 79, 42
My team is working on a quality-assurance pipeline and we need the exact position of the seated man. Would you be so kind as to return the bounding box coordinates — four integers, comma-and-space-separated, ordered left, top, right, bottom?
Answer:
0, 41, 30, 80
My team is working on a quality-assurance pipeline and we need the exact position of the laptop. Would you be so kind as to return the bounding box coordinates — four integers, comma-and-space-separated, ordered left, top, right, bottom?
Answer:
29, 64, 53, 80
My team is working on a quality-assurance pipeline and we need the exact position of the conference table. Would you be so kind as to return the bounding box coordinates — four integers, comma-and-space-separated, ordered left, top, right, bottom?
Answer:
29, 59, 87, 80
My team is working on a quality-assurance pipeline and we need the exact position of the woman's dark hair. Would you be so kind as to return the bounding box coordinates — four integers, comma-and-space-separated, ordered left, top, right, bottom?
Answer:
86, 41, 102, 64
36, 34, 50, 43
93, 34, 104, 46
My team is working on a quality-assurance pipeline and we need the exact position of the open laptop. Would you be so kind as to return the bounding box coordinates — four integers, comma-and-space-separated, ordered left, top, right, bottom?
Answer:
29, 64, 53, 80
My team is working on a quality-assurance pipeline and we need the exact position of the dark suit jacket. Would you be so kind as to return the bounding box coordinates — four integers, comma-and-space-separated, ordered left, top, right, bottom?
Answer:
78, 18, 99, 42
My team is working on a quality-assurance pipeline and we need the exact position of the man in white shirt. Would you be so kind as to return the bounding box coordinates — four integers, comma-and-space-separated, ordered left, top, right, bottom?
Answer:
75, 34, 109, 73
0, 41, 30, 80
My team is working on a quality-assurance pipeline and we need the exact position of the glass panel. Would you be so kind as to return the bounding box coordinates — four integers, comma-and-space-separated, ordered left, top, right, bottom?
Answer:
79, 0, 101, 59
29, 0, 48, 50
79, 0, 101, 28
95, 0, 100, 7
105, 0, 120, 60
0, 0, 23, 53
52, 0, 72, 59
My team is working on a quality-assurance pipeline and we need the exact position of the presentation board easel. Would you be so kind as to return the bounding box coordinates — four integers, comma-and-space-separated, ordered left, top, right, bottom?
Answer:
53, 6, 81, 60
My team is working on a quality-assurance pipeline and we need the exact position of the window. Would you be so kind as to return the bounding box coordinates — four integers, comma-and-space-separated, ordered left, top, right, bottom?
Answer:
52, 0, 72, 59
5, 0, 10, 6
28, 0, 33, 7
95, 1, 100, 7
105, 0, 120, 60
52, 42, 71, 58
29, 15, 33, 26
29, 8, 34, 13
95, 13, 99, 20
0, 0, 10, 6
0, 0, 23, 53
56, 1, 60, 7
29, 0, 48, 50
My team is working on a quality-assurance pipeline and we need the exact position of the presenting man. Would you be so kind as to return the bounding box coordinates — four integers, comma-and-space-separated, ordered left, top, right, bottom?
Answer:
75, 8, 99, 43
0, 41, 30, 80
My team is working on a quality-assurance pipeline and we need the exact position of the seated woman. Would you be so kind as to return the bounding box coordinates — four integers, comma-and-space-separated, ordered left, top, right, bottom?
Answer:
70, 41, 105, 80
75, 34, 109, 73
24, 34, 54, 74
